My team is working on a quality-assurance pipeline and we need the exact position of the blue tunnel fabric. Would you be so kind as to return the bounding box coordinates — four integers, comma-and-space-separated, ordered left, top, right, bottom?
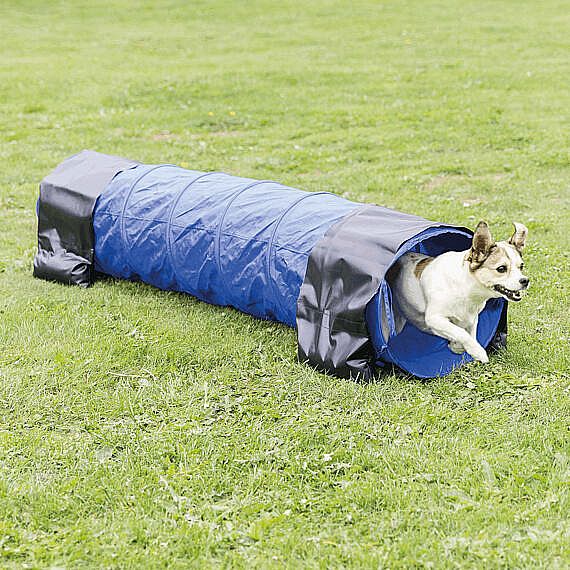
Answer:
93, 164, 358, 327
91, 161, 506, 379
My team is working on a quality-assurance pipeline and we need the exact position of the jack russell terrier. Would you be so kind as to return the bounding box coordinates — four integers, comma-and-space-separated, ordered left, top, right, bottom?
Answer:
387, 221, 529, 363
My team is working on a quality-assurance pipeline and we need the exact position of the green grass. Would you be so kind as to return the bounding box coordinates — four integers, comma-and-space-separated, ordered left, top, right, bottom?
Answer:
1, 0, 569, 567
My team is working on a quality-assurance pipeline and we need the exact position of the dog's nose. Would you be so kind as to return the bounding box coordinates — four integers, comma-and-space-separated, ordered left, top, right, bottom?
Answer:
519, 277, 529, 287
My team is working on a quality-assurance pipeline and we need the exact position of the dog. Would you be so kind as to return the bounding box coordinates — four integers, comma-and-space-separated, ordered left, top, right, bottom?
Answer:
385, 221, 529, 363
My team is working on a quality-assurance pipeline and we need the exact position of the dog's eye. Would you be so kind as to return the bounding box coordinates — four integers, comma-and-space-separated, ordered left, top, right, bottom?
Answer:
496, 265, 508, 273
520, 263, 524, 270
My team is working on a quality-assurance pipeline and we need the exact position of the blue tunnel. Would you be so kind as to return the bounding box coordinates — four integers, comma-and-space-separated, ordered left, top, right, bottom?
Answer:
34, 151, 506, 379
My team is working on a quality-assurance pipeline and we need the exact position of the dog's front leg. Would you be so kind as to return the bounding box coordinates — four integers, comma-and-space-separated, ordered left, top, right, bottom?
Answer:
449, 316, 481, 356
467, 316, 479, 341
424, 312, 489, 363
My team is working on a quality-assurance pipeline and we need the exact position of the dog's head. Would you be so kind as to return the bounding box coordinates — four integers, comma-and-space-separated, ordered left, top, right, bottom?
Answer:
466, 221, 529, 302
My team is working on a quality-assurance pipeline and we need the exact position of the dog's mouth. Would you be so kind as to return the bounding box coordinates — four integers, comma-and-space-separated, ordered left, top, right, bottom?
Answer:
493, 284, 524, 302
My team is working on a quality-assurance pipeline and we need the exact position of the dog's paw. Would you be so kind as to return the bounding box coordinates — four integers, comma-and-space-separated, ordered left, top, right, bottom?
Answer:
448, 341, 465, 354
468, 345, 489, 364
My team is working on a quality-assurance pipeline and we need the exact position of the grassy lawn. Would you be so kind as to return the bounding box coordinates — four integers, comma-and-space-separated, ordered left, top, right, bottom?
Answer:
1, 0, 569, 567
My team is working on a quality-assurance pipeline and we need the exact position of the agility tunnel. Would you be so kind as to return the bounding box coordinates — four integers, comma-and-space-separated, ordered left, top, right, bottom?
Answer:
34, 150, 507, 379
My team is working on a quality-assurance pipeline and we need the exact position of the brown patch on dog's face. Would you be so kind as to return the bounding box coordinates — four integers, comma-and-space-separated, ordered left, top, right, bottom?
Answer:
479, 244, 505, 269
414, 257, 434, 279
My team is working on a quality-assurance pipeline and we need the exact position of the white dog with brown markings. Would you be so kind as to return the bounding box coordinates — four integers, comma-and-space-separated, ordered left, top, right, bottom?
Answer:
387, 221, 529, 363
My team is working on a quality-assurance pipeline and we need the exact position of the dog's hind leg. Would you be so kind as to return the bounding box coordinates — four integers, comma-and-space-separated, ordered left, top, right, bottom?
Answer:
380, 294, 407, 342
392, 302, 407, 336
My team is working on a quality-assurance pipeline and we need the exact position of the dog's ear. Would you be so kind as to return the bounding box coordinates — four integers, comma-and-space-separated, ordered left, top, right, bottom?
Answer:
468, 221, 495, 267
509, 222, 528, 254
472, 221, 494, 254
